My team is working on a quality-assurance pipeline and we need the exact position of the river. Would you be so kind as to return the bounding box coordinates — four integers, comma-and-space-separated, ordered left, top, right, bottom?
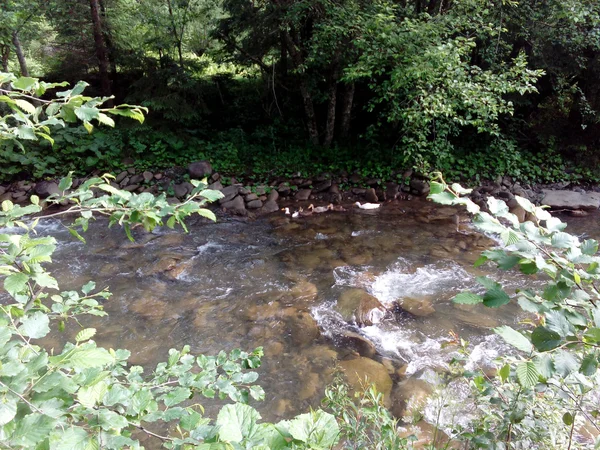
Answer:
23, 198, 600, 441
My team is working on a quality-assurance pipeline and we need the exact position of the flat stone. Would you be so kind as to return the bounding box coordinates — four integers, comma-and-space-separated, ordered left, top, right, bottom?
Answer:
188, 160, 212, 179
352, 188, 366, 195
245, 193, 259, 201
246, 199, 263, 209
295, 189, 312, 201
219, 185, 239, 204
238, 186, 250, 195
142, 171, 154, 182
255, 186, 267, 195
261, 199, 279, 213
221, 195, 247, 215
119, 177, 130, 187
399, 297, 435, 317
127, 167, 136, 174
542, 189, 600, 210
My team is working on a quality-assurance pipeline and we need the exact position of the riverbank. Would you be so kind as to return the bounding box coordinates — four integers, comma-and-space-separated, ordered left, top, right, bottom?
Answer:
1, 159, 599, 217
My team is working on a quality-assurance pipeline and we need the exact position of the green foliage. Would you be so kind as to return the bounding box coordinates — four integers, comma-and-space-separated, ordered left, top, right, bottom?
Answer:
429, 173, 600, 448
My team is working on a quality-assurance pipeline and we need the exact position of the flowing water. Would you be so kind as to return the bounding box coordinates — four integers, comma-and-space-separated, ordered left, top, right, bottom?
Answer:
11, 200, 600, 436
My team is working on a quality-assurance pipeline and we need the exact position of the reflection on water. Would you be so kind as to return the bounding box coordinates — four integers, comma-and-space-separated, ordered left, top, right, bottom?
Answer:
15, 201, 600, 427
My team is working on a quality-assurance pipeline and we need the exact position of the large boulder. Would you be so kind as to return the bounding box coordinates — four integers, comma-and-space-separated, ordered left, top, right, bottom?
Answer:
339, 357, 393, 404
337, 288, 387, 326
295, 189, 312, 201
542, 189, 600, 210
261, 199, 280, 213
188, 160, 212, 179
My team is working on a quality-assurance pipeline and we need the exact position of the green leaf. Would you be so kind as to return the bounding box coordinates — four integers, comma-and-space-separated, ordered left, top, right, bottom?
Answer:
516, 361, 539, 388
216, 403, 261, 443
531, 326, 562, 352
453, 291, 483, 305
428, 191, 457, 205
498, 364, 510, 383
76, 328, 97, 342
476, 276, 499, 290
14, 99, 36, 114
580, 353, 598, 376
286, 410, 339, 448
81, 281, 96, 295
0, 397, 17, 425
553, 350, 579, 377
50, 426, 91, 450
4, 272, 29, 297
12, 76, 37, 91
562, 412, 574, 426
483, 288, 510, 308
96, 113, 115, 127
581, 239, 599, 256
551, 232, 577, 249
162, 387, 192, 407
494, 326, 533, 353
19, 311, 50, 339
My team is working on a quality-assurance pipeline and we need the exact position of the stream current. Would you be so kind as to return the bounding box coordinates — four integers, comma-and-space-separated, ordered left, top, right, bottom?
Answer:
20, 199, 600, 437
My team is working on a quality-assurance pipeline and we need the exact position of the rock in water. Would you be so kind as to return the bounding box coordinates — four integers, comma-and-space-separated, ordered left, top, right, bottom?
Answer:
542, 189, 600, 210
339, 357, 393, 404
337, 288, 387, 326
398, 297, 436, 317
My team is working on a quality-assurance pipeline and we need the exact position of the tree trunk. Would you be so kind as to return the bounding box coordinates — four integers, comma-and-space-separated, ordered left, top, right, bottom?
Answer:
166, 0, 184, 69
89, 0, 112, 100
11, 31, 29, 77
323, 58, 341, 148
340, 82, 355, 139
1, 45, 9, 72
99, 0, 117, 78
282, 30, 319, 146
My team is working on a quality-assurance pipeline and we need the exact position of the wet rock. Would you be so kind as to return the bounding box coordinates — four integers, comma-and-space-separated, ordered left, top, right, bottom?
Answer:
289, 280, 319, 304
129, 296, 167, 321
222, 195, 247, 215
453, 303, 499, 328
267, 189, 279, 202
219, 185, 239, 203
295, 189, 312, 201
246, 199, 263, 209
542, 189, 600, 210
398, 297, 435, 317
261, 199, 280, 214
339, 357, 393, 403
34, 181, 60, 198
288, 310, 320, 346
337, 288, 386, 326
365, 188, 378, 203
391, 377, 434, 419
188, 160, 212, 179
335, 330, 378, 358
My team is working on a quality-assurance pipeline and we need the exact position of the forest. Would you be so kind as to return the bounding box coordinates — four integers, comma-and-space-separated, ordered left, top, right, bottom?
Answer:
1, 0, 599, 185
